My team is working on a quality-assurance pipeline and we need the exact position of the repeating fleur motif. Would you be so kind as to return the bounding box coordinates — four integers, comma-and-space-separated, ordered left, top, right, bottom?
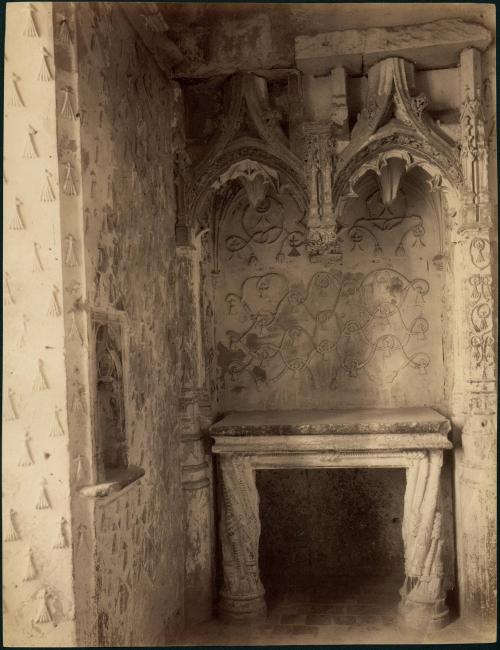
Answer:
8, 74, 24, 107
23, 4, 39, 37
40, 170, 56, 202
23, 548, 37, 581
33, 359, 49, 391
47, 286, 61, 317
64, 235, 79, 267
18, 431, 34, 467
36, 480, 51, 510
4, 274, 15, 305
4, 509, 20, 542
9, 199, 25, 231
68, 310, 84, 345
37, 47, 53, 82
23, 126, 39, 159
32, 243, 44, 272
50, 407, 65, 437
35, 589, 52, 624
61, 87, 76, 120
3, 389, 18, 420
56, 16, 72, 45
53, 517, 69, 549
63, 162, 78, 196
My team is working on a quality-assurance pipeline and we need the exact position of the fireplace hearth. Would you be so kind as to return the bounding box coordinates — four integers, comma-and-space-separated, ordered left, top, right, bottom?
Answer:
210, 407, 452, 632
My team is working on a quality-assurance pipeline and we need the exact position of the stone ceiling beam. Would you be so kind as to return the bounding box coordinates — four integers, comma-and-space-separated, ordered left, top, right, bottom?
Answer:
295, 19, 492, 75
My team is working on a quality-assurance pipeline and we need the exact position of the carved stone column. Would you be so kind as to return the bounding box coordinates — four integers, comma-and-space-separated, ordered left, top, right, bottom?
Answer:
177, 243, 214, 624
399, 451, 449, 631
179, 381, 213, 624
218, 454, 266, 623
453, 47, 497, 630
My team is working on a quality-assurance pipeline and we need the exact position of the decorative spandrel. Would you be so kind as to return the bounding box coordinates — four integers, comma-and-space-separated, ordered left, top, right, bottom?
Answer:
219, 187, 307, 268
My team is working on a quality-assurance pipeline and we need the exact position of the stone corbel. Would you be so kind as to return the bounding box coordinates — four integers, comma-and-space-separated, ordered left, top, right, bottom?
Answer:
302, 121, 340, 261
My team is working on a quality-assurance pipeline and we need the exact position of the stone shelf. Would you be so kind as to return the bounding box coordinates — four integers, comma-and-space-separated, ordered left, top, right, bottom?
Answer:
78, 465, 145, 498
211, 407, 451, 435
211, 407, 452, 454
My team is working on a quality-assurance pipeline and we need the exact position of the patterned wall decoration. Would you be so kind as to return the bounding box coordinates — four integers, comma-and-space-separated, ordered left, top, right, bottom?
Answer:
215, 173, 446, 411
3, 3, 77, 646
74, 3, 184, 646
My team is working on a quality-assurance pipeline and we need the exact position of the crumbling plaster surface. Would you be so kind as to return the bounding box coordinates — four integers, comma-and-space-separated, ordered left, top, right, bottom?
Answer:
72, 3, 185, 645
3, 3, 77, 646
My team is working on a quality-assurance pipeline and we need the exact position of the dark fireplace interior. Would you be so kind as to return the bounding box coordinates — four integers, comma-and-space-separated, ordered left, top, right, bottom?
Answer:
257, 468, 406, 599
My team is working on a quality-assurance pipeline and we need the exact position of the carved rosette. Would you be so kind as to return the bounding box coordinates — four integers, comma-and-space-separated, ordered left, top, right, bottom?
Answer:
218, 454, 266, 622
399, 451, 449, 631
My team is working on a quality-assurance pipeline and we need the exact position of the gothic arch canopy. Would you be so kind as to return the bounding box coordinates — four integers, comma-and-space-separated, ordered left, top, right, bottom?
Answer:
333, 140, 462, 226
186, 71, 306, 232
331, 57, 464, 233
189, 138, 307, 233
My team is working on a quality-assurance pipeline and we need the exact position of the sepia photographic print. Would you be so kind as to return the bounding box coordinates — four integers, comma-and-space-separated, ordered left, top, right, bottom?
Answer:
2, 1, 497, 647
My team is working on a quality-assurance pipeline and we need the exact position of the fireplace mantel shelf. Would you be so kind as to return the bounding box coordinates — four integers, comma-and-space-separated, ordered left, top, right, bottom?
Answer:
210, 407, 452, 455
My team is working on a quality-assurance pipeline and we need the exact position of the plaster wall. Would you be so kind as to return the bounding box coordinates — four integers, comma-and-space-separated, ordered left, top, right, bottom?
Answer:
215, 181, 447, 412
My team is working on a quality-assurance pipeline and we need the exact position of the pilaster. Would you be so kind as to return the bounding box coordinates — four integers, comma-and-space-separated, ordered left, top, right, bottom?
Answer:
452, 46, 497, 629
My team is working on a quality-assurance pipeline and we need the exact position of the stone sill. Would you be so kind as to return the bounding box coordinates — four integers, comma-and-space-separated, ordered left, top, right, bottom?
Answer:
78, 465, 145, 498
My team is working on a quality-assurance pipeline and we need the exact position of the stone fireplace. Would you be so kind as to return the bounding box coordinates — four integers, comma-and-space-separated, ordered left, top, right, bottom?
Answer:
2, 3, 496, 646
211, 408, 452, 632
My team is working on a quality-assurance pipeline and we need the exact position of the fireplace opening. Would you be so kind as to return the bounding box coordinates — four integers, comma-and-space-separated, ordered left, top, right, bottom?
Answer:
257, 468, 406, 606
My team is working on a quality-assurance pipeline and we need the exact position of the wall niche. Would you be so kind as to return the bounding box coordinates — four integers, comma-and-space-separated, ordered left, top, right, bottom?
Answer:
89, 308, 132, 486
